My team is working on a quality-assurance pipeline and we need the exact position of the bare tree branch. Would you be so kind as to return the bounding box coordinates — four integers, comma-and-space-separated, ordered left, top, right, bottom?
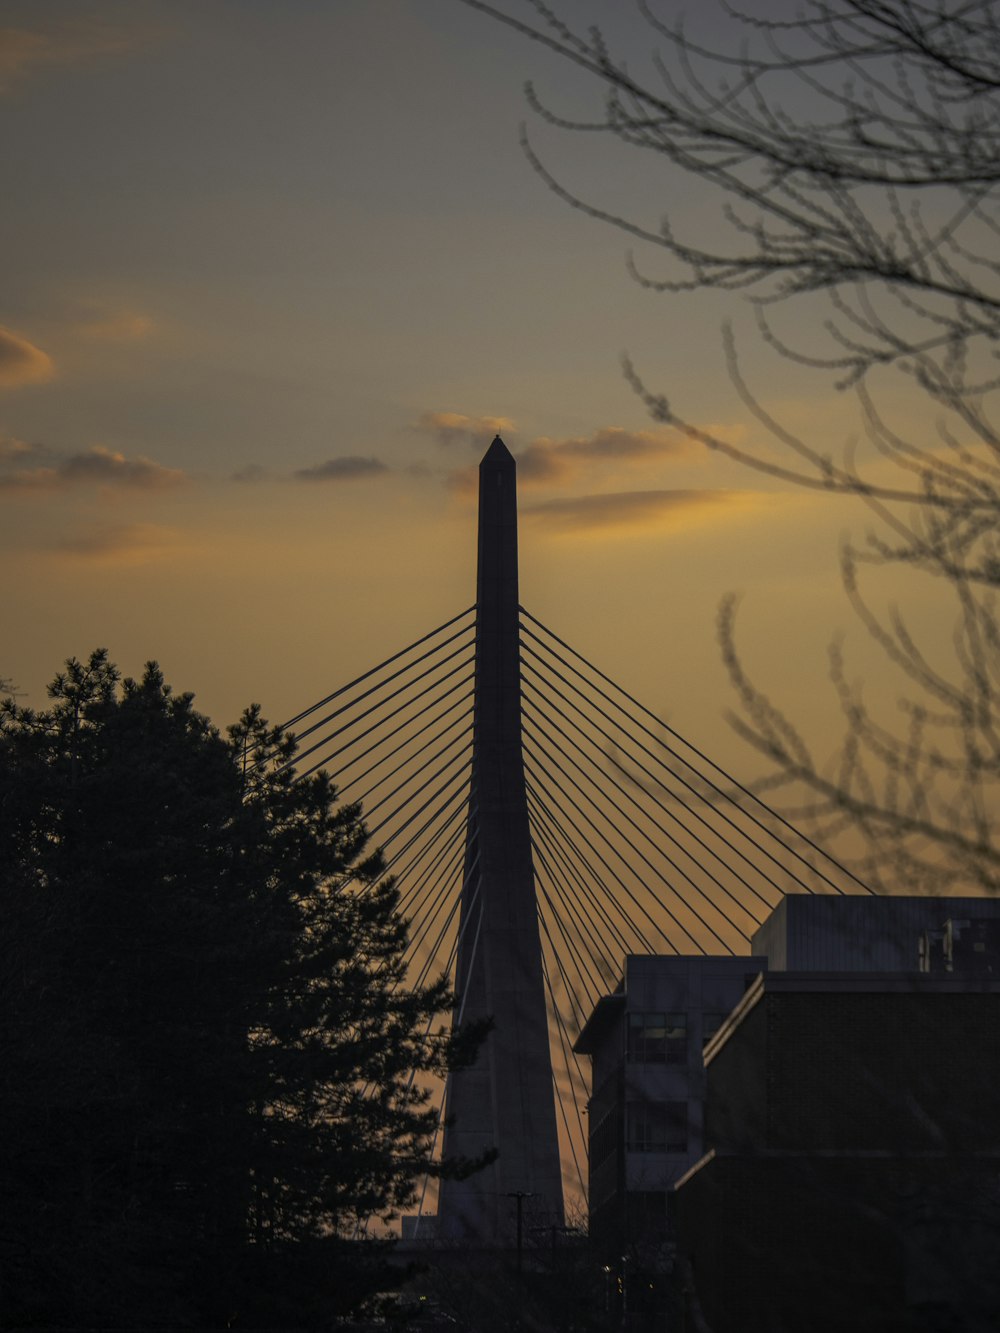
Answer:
461, 0, 1000, 893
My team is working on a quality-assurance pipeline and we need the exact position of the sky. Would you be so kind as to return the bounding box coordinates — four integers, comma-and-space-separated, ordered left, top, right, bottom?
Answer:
1, 0, 938, 784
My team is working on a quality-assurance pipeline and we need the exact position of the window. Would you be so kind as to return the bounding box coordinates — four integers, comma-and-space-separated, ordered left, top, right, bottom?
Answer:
664, 1101, 687, 1152
626, 1101, 665, 1152
626, 1101, 687, 1153
626, 1011, 687, 1063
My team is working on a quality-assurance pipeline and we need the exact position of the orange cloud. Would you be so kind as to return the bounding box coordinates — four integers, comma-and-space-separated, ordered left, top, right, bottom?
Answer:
0, 22, 147, 95
443, 423, 698, 496
76, 310, 154, 342
0, 444, 186, 491
0, 435, 37, 461
524, 489, 745, 533
416, 411, 517, 449
0, 326, 53, 388
516, 426, 693, 487
52, 522, 182, 562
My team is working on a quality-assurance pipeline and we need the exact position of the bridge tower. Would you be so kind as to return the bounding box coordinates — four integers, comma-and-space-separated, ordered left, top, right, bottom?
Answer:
437, 437, 564, 1242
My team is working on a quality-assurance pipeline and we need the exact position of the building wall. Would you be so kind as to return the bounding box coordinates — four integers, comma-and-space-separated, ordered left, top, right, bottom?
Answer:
707, 981, 1000, 1153
751, 893, 1000, 972
680, 974, 1000, 1332
677, 1154, 1000, 1333
581, 955, 765, 1243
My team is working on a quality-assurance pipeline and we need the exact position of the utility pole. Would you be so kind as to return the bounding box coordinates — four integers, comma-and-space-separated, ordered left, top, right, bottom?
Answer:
507, 1190, 534, 1276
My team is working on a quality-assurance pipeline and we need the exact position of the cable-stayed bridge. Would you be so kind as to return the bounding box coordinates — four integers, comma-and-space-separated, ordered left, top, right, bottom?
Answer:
267, 438, 868, 1244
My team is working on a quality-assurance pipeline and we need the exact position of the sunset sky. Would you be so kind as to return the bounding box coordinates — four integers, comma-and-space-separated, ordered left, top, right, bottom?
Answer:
2, 0, 938, 782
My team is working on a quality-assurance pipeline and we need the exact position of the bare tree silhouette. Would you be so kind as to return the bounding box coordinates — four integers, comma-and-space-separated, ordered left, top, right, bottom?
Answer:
459, 0, 1000, 894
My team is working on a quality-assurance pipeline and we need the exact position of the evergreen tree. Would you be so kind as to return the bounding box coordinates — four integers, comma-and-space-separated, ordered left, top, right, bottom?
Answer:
0, 651, 472, 1327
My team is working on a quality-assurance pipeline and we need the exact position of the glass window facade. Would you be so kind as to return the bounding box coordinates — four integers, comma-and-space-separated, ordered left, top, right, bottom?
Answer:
626, 1100, 688, 1153
626, 1011, 687, 1063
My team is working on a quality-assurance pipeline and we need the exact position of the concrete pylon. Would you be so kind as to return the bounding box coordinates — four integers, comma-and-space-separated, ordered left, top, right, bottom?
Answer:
437, 436, 564, 1243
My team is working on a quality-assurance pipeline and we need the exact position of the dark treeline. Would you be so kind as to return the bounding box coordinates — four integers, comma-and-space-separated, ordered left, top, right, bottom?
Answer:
0, 651, 478, 1329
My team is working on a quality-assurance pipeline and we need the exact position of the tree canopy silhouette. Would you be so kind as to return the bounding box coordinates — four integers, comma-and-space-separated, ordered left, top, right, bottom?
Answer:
0, 651, 475, 1327
461, 0, 1000, 895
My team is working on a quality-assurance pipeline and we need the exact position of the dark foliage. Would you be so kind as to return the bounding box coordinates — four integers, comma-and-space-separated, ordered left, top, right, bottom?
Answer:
0, 651, 473, 1328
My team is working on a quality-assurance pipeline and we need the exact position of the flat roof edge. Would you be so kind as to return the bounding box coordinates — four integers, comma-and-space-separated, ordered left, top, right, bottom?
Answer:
703, 970, 1000, 1066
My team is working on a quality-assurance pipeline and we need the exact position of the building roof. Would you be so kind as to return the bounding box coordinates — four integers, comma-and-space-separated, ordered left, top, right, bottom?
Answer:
702, 969, 1000, 1066
572, 991, 624, 1055
573, 953, 767, 1055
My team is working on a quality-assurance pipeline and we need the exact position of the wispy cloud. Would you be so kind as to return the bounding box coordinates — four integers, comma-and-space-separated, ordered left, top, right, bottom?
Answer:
524, 488, 745, 533
0, 443, 186, 491
232, 463, 270, 483
294, 456, 388, 482
516, 426, 693, 488
233, 457, 390, 483
0, 326, 54, 388
75, 310, 154, 342
439, 421, 701, 497
0, 21, 149, 95
52, 522, 182, 561
0, 434, 38, 461
416, 411, 516, 450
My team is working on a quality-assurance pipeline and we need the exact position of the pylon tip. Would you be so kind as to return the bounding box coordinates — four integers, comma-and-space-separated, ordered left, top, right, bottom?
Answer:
482, 434, 514, 466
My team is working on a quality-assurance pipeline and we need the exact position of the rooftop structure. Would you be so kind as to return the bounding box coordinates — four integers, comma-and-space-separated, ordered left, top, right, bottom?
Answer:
752, 891, 1000, 971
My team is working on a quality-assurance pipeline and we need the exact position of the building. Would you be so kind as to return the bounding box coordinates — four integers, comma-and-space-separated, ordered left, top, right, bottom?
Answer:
572, 895, 1000, 1314
751, 891, 1000, 971
573, 954, 766, 1245
675, 969, 1000, 1333
920, 914, 1000, 974
574, 897, 1000, 1277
